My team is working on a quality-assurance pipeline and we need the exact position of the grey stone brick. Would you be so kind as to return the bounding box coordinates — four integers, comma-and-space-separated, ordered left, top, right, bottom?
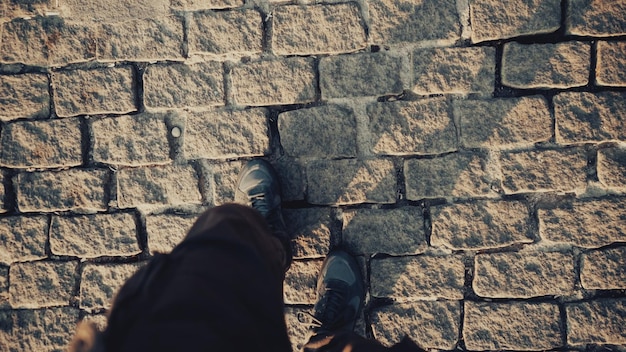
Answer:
581, 247, 626, 290
170, 0, 242, 10
567, 299, 626, 345
188, 9, 262, 55
596, 41, 626, 87
284, 259, 322, 304
284, 208, 331, 259
0, 216, 47, 265
2, 0, 57, 20
0, 173, 5, 214
0, 307, 79, 352
598, 147, 626, 190
80, 263, 142, 309
274, 157, 306, 202
146, 214, 198, 254
0, 74, 49, 121
0, 267, 8, 308
9, 261, 77, 308
566, 0, 626, 36
59, 0, 170, 22
206, 161, 242, 205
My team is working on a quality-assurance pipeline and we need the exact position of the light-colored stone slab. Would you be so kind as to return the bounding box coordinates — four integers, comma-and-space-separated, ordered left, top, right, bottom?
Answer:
567, 299, 626, 345
80, 263, 142, 309
188, 9, 262, 56
9, 261, 77, 308
566, 0, 626, 36
596, 41, 626, 86
284, 208, 331, 259
581, 247, 626, 290
284, 259, 322, 304
0, 216, 48, 265
58, 0, 170, 22
146, 214, 198, 254
0, 74, 49, 121
0, 307, 79, 352
598, 147, 626, 190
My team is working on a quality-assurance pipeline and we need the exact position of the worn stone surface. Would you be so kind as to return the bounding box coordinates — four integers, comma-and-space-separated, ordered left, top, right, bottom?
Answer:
279, 105, 357, 158
207, 161, 242, 205
80, 263, 142, 309
0, 118, 82, 168
53, 66, 136, 117
596, 41, 626, 86
284, 307, 311, 352
464, 301, 562, 350
9, 261, 77, 308
598, 147, 626, 190
0, 74, 49, 121
432, 201, 532, 250
566, 0, 626, 36
1, 0, 57, 19
284, 259, 322, 304
0, 307, 79, 352
0, 216, 48, 265
500, 148, 588, 193
370, 255, 465, 300
273, 4, 366, 55
342, 207, 426, 255
146, 214, 198, 254
306, 159, 396, 205
284, 208, 331, 259
581, 247, 626, 290
456, 96, 551, 149
0, 267, 9, 308
367, 98, 456, 155
0, 173, 5, 214
539, 198, 626, 248
170, 0, 242, 10
502, 42, 590, 89
59, 0, 170, 22
567, 299, 626, 345
274, 157, 306, 202
188, 9, 262, 56
371, 301, 460, 349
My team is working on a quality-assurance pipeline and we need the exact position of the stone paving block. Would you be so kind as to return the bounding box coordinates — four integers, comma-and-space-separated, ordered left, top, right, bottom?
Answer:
581, 247, 626, 290
367, 98, 456, 155
284, 208, 331, 259
502, 42, 590, 89
555, 91, 626, 143
0, 118, 82, 169
370, 255, 465, 300
58, 0, 170, 22
474, 251, 576, 298
432, 201, 532, 250
596, 41, 626, 86
9, 261, 77, 308
598, 147, 626, 190
170, 0, 242, 10
188, 9, 262, 56
306, 159, 396, 205
52, 66, 136, 117
144, 61, 224, 109
0, 172, 5, 214
284, 259, 322, 304
284, 307, 311, 352
413, 47, 495, 95
567, 299, 626, 345
183, 109, 269, 159
0, 216, 48, 265
464, 301, 562, 350
342, 207, 426, 255
207, 161, 242, 205
539, 198, 626, 248
320, 52, 404, 99
0, 307, 79, 352
96, 17, 183, 61
0, 266, 8, 308
500, 148, 588, 193
16, 169, 109, 212
80, 263, 142, 310
470, 0, 560, 43
146, 214, 198, 254
273, 4, 366, 55
566, 0, 626, 36
456, 96, 551, 149
274, 157, 305, 202
405, 152, 497, 199
278, 105, 357, 158
2, 0, 57, 20
231, 57, 316, 106
50, 213, 140, 258
369, 0, 459, 45
0, 74, 49, 121
371, 301, 461, 349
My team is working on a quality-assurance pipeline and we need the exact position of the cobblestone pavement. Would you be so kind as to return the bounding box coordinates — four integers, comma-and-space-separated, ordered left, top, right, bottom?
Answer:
0, 0, 625, 351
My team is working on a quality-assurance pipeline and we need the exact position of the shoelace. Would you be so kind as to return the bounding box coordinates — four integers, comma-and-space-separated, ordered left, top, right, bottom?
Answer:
299, 287, 346, 332
249, 194, 270, 216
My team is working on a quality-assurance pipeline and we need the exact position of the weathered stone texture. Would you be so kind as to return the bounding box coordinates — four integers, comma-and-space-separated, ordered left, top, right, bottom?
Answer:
596, 41, 626, 86
2, 0, 57, 20
0, 74, 49, 121
144, 61, 224, 109
284, 208, 331, 259
370, 255, 465, 300
58, 0, 170, 22
502, 42, 590, 89
170, 0, 242, 10
9, 261, 77, 308
53, 66, 136, 117
581, 247, 626, 290
456, 96, 551, 149
279, 105, 357, 158
0, 307, 79, 352
285, 307, 311, 352
539, 198, 626, 248
80, 263, 142, 309
464, 302, 562, 350
0, 173, 5, 214
566, 0, 626, 36
273, 4, 366, 55
306, 159, 396, 205
598, 147, 626, 190
474, 251, 576, 298
188, 9, 262, 55
16, 169, 109, 212
274, 157, 306, 202
342, 207, 426, 255
367, 99, 456, 155
231, 57, 316, 106
146, 214, 198, 254
0, 118, 82, 168
207, 161, 242, 205
320, 52, 404, 99
555, 91, 626, 143
500, 148, 588, 193
284, 260, 322, 304
50, 213, 140, 258
567, 299, 626, 345
432, 201, 531, 250
0, 216, 47, 265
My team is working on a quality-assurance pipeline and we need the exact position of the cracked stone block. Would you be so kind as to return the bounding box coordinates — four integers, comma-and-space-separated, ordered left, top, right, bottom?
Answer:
596, 41, 626, 86
80, 263, 142, 310
371, 301, 460, 349
284, 259, 322, 304
367, 98, 456, 155
0, 118, 81, 169
146, 214, 198, 254
502, 42, 590, 89
284, 208, 331, 259
566, 0, 626, 36
320, 52, 404, 99
279, 105, 357, 158
567, 299, 626, 345
9, 261, 77, 308
188, 9, 262, 56
306, 159, 396, 205
581, 247, 626, 290
342, 207, 426, 255
273, 4, 366, 55
598, 147, 626, 190
144, 61, 224, 109
52, 66, 136, 117
16, 169, 109, 212
500, 148, 588, 193
539, 198, 626, 248
555, 91, 626, 143
432, 201, 532, 250
474, 251, 576, 298
231, 57, 316, 106
0, 307, 79, 352
0, 216, 47, 265
405, 152, 497, 199
0, 74, 49, 121
59, 0, 170, 22
50, 213, 141, 258
456, 96, 551, 149
170, 0, 242, 10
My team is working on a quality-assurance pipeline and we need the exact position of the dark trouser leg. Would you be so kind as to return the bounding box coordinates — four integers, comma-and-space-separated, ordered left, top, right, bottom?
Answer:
304, 332, 424, 352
